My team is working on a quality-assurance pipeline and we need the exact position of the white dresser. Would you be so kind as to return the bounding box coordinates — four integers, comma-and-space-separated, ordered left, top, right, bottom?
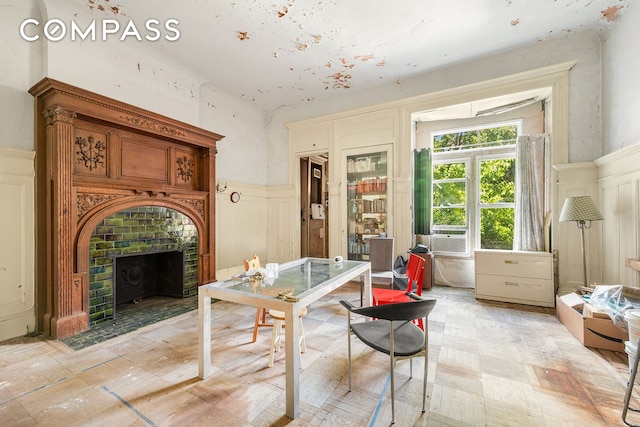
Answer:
474, 250, 555, 307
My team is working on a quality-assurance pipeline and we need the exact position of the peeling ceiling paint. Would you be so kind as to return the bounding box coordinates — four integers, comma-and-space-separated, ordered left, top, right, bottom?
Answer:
60, 0, 633, 112
602, 5, 624, 21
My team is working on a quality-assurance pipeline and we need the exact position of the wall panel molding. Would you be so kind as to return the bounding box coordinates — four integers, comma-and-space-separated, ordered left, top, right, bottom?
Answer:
596, 144, 640, 287
0, 148, 35, 341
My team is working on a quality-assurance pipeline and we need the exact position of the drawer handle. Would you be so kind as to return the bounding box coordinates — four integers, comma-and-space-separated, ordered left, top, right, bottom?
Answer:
504, 281, 519, 287
505, 260, 518, 264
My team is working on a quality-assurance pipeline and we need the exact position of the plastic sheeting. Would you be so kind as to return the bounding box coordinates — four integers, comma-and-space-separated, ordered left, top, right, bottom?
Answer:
588, 285, 640, 333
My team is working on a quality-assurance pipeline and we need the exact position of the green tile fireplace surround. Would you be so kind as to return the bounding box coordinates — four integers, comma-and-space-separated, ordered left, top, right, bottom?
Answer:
88, 206, 198, 325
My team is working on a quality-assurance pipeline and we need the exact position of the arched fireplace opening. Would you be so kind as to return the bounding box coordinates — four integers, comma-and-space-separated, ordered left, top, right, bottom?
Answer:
89, 206, 199, 325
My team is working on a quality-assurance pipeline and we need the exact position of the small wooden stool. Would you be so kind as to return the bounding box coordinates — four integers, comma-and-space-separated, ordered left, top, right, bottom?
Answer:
267, 307, 308, 368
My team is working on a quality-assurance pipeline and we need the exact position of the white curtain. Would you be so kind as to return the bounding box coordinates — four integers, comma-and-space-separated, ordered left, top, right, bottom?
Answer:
514, 134, 546, 251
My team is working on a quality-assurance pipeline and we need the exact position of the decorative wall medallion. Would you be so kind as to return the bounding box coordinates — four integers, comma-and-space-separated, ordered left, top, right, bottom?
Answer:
75, 135, 105, 171
77, 193, 120, 218
120, 115, 187, 137
176, 156, 194, 182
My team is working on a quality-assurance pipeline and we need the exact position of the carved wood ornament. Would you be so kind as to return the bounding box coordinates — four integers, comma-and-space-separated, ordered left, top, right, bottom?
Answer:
30, 78, 224, 339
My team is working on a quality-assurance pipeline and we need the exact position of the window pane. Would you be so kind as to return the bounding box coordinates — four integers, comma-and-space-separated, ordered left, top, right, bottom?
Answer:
433, 162, 465, 180
433, 207, 466, 226
434, 125, 517, 153
480, 207, 514, 249
433, 182, 466, 206
480, 158, 515, 204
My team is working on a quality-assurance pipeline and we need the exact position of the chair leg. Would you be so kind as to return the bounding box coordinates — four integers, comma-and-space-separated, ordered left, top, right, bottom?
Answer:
252, 307, 272, 342
390, 354, 395, 424
268, 318, 282, 368
422, 323, 429, 413
299, 317, 307, 353
390, 326, 396, 424
268, 315, 307, 368
623, 340, 640, 426
347, 315, 352, 391
297, 317, 305, 369
422, 355, 428, 413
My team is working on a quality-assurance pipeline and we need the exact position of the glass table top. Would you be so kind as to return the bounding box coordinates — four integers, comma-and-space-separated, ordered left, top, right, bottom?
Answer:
209, 258, 366, 298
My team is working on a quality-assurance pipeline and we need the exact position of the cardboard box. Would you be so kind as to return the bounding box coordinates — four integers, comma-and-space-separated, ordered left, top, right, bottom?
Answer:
556, 293, 626, 352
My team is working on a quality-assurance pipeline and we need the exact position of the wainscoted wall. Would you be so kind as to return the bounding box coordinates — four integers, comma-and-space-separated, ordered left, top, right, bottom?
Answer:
266, 185, 297, 264
555, 141, 640, 295
554, 162, 601, 295
596, 141, 640, 287
0, 148, 35, 341
215, 181, 269, 279
215, 182, 297, 281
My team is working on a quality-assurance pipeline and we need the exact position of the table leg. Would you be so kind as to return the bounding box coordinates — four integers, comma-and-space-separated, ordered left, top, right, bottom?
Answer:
284, 304, 300, 418
363, 268, 372, 307
198, 292, 211, 379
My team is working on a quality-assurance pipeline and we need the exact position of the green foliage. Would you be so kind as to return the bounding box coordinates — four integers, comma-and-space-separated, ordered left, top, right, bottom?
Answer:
434, 126, 517, 152
480, 158, 515, 204
480, 208, 514, 249
433, 207, 465, 226
433, 162, 465, 179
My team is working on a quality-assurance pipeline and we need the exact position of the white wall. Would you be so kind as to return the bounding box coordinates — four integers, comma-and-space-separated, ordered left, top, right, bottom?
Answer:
0, 0, 41, 340
0, 0, 42, 151
595, 144, 640, 287
199, 83, 269, 186
602, 0, 640, 154
593, 0, 640, 288
41, 2, 201, 127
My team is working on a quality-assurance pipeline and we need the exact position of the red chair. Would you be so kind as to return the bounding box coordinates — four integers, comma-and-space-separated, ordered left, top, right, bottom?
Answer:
372, 253, 425, 329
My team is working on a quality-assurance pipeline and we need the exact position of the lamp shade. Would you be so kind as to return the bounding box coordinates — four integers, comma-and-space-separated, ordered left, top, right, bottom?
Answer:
559, 196, 604, 222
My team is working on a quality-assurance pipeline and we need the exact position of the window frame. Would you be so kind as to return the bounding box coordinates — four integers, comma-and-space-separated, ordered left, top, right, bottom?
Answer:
429, 119, 522, 256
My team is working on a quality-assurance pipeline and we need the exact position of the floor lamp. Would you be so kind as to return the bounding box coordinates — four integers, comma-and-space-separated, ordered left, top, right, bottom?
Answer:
559, 195, 604, 288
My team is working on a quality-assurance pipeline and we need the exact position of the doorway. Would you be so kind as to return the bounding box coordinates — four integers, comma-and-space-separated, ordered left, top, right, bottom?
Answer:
300, 155, 328, 258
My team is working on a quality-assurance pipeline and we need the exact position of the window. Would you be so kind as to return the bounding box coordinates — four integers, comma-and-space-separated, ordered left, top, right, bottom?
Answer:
415, 121, 519, 255
432, 161, 467, 227
478, 156, 515, 250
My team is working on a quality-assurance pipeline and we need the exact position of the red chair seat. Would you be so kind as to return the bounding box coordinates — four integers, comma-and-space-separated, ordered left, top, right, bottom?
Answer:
372, 253, 425, 329
372, 288, 413, 304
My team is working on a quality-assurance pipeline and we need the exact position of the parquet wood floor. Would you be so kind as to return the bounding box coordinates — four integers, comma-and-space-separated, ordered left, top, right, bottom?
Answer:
0, 283, 634, 426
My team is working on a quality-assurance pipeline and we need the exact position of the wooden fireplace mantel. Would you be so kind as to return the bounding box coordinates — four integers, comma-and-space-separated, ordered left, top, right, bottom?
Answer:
29, 78, 224, 338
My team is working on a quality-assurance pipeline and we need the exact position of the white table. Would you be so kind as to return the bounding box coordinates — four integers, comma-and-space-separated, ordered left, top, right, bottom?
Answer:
198, 257, 371, 419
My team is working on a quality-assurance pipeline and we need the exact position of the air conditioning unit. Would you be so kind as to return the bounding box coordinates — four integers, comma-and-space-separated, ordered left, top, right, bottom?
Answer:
431, 232, 467, 254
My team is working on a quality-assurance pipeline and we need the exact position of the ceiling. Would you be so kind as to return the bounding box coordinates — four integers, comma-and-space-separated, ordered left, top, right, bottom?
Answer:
57, 0, 630, 114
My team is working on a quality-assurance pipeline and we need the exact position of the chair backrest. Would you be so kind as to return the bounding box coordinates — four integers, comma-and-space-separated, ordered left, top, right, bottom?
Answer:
341, 297, 437, 322
405, 253, 425, 294
244, 255, 260, 271
369, 237, 394, 271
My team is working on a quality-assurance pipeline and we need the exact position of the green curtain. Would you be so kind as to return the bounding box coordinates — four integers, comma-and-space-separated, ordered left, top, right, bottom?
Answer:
413, 148, 431, 235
